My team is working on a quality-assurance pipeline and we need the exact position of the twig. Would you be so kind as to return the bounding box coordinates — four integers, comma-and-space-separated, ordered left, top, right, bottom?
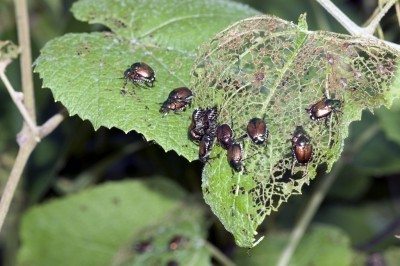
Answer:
395, 2, 400, 28
14, 0, 35, 121
204, 241, 236, 266
39, 111, 67, 138
0, 111, 65, 232
0, 140, 36, 231
0, 0, 67, 233
315, 0, 363, 35
316, 0, 400, 50
0, 67, 40, 141
364, 0, 397, 35
277, 124, 380, 266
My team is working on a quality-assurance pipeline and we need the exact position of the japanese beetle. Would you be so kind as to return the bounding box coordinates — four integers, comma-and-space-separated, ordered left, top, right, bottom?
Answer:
167, 87, 193, 103
291, 127, 313, 165
216, 124, 234, 150
306, 98, 341, 121
166, 261, 179, 266
247, 117, 268, 144
188, 107, 218, 142
199, 135, 214, 163
168, 235, 187, 251
188, 109, 206, 142
124, 62, 156, 87
203, 106, 218, 136
134, 239, 153, 253
159, 99, 188, 114
227, 142, 243, 172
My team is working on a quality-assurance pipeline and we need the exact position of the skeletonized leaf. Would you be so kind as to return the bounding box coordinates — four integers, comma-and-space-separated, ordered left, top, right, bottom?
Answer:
191, 15, 400, 247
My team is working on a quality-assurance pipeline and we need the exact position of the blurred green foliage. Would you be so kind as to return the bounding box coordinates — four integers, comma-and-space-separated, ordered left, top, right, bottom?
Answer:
0, 0, 400, 265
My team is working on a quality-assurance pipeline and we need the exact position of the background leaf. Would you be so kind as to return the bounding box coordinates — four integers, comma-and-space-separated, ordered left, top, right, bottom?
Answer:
191, 15, 399, 246
34, 0, 259, 160
18, 178, 190, 266
234, 225, 354, 266
114, 206, 210, 266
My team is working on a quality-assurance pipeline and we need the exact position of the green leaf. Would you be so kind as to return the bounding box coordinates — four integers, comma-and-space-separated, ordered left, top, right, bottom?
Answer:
377, 101, 400, 146
192, 15, 400, 247
384, 247, 400, 266
18, 178, 188, 266
234, 225, 354, 266
114, 206, 210, 266
316, 201, 399, 250
34, 0, 259, 160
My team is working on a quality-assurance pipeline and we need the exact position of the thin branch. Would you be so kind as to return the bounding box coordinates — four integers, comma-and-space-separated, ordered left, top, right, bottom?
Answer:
39, 111, 67, 138
14, 0, 35, 121
0, 68, 39, 141
204, 241, 235, 266
277, 161, 344, 266
0, 111, 65, 232
315, 0, 363, 35
0, 140, 36, 231
364, 0, 397, 35
316, 0, 400, 50
395, 2, 400, 28
277, 124, 380, 266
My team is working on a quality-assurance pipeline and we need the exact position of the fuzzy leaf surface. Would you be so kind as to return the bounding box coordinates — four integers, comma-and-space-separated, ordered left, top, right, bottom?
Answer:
34, 0, 258, 160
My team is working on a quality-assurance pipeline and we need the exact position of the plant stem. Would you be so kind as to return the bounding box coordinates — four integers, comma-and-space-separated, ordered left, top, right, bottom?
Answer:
0, 70, 39, 140
0, 0, 67, 234
277, 123, 380, 266
395, 2, 400, 28
0, 140, 36, 231
364, 0, 397, 35
204, 241, 236, 266
315, 0, 363, 35
14, 0, 35, 121
316, 0, 400, 50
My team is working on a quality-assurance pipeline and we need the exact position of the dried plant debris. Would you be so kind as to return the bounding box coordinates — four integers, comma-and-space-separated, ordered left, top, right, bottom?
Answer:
0, 40, 19, 62
191, 15, 399, 247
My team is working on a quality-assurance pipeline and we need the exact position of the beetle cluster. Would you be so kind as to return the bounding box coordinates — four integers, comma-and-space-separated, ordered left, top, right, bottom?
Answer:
188, 107, 218, 163
122, 61, 342, 175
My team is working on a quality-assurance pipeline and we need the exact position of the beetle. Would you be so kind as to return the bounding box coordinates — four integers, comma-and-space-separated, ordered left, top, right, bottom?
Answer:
203, 106, 218, 136
167, 87, 193, 103
124, 62, 156, 87
227, 142, 243, 172
159, 99, 188, 114
306, 98, 341, 121
188, 109, 206, 142
247, 117, 268, 144
291, 127, 313, 165
188, 107, 218, 142
199, 134, 214, 163
168, 235, 187, 251
134, 239, 153, 253
216, 124, 234, 150
166, 261, 179, 266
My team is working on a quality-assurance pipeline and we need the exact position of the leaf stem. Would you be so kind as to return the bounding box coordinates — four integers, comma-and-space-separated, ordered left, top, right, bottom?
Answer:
277, 123, 380, 266
204, 241, 236, 266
